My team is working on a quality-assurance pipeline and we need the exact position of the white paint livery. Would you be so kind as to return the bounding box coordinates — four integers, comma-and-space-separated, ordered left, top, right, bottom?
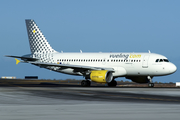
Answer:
6, 20, 177, 87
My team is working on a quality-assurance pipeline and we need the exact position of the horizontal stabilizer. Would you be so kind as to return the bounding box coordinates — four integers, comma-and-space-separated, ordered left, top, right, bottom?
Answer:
15, 58, 21, 65
5, 55, 38, 61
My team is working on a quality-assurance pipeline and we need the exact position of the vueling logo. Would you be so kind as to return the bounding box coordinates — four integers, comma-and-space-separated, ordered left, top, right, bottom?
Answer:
109, 53, 129, 59
129, 54, 141, 58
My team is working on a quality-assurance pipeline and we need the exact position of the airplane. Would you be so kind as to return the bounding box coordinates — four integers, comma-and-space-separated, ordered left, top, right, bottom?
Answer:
6, 19, 177, 87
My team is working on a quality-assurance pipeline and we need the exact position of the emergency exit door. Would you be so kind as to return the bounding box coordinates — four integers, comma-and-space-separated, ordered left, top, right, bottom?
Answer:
142, 56, 149, 68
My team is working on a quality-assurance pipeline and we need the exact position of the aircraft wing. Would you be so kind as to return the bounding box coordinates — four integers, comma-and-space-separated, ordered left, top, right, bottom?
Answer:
29, 61, 114, 71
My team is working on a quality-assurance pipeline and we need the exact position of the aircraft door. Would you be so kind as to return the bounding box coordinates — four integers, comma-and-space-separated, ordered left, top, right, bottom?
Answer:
142, 55, 149, 68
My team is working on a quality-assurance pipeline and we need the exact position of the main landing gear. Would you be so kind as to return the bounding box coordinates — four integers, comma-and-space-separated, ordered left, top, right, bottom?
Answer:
81, 79, 117, 87
147, 76, 154, 87
108, 79, 117, 87
81, 80, 91, 87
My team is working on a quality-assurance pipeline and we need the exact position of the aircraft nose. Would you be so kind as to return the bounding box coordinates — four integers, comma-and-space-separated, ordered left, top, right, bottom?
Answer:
169, 63, 177, 73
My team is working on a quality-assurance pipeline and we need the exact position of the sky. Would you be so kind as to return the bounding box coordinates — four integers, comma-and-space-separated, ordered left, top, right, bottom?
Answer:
0, 0, 180, 83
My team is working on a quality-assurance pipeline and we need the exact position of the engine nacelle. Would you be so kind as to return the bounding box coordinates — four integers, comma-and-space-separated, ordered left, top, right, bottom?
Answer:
90, 70, 113, 83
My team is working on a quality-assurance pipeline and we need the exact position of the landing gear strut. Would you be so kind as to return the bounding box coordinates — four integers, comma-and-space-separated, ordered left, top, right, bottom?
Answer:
147, 76, 154, 87
81, 80, 91, 87
108, 79, 117, 87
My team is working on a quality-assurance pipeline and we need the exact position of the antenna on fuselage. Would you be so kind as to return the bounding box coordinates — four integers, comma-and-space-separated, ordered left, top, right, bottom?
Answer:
80, 50, 82, 53
148, 50, 151, 53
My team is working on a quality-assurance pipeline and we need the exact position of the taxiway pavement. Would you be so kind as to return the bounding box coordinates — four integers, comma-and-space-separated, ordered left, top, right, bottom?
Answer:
0, 84, 180, 120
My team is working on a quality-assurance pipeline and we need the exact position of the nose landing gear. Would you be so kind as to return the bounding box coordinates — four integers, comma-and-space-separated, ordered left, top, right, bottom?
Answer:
148, 83, 154, 87
147, 76, 154, 87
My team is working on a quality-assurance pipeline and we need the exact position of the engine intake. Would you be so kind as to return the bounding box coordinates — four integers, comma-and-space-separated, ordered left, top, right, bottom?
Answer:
90, 70, 113, 83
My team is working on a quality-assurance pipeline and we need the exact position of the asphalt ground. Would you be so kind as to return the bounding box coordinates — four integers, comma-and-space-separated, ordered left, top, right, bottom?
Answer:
0, 79, 180, 120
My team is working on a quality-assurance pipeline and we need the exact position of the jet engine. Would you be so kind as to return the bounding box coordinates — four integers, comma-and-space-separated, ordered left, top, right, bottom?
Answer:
90, 70, 113, 83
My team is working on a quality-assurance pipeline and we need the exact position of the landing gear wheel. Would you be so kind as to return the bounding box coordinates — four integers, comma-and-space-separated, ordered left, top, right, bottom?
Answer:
148, 83, 154, 87
87, 80, 91, 87
108, 80, 117, 87
81, 80, 91, 87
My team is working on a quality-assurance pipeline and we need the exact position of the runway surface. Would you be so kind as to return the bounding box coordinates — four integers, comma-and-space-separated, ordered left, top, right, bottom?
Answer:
0, 82, 180, 120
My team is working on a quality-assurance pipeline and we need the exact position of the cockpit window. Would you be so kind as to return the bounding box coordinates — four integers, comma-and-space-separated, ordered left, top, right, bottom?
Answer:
159, 59, 163, 62
155, 59, 169, 62
163, 59, 169, 62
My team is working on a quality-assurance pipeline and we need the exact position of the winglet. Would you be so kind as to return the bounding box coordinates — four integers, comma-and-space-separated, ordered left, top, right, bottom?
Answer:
15, 58, 20, 65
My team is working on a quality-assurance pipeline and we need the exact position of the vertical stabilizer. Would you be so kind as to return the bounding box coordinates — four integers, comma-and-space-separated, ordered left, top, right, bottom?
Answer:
25, 19, 56, 54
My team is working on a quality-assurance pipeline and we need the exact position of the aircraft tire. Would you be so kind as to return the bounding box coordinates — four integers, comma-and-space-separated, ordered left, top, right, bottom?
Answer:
108, 80, 117, 87
81, 80, 91, 87
148, 83, 154, 87
87, 80, 91, 87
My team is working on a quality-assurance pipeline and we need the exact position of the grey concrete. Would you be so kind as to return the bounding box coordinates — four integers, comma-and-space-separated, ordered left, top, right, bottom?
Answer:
67, 87, 180, 96
0, 87, 180, 120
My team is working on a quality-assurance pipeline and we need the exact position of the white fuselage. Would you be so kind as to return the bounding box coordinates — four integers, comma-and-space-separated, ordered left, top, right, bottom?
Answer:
42, 52, 177, 78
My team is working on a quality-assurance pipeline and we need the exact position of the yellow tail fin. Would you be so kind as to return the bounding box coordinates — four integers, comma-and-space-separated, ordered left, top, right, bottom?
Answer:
15, 58, 20, 65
